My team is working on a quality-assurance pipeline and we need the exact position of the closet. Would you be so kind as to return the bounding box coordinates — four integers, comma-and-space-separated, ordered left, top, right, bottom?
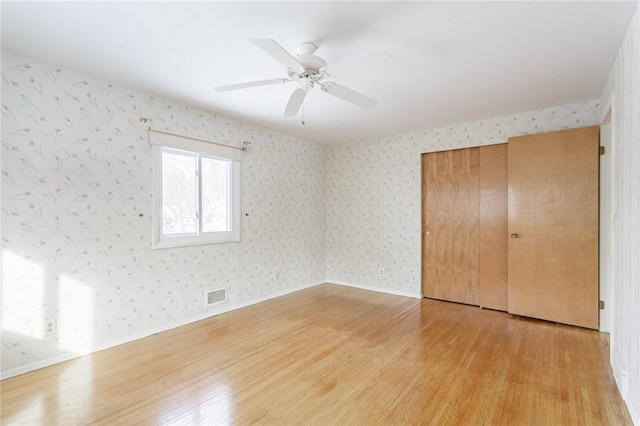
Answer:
421, 126, 599, 329
421, 144, 507, 310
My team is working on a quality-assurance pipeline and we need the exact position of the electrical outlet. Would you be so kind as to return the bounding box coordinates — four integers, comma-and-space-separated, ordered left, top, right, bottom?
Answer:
44, 317, 56, 337
379, 268, 384, 277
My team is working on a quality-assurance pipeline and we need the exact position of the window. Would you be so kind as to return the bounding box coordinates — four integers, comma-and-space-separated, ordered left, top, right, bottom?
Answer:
150, 129, 241, 248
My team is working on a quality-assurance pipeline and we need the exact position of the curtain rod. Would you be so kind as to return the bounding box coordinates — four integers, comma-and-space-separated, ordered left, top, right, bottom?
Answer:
149, 127, 246, 151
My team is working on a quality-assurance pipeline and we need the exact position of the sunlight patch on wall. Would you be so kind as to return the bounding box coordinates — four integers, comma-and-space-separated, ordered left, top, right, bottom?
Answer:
2, 250, 45, 339
58, 275, 93, 353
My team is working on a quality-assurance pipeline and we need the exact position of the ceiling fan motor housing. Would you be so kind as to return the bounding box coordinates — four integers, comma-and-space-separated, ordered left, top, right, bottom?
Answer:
294, 54, 327, 74
288, 52, 327, 91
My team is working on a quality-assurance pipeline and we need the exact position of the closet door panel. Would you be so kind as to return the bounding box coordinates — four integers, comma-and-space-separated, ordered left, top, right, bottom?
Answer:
479, 144, 508, 311
422, 148, 480, 305
508, 126, 599, 329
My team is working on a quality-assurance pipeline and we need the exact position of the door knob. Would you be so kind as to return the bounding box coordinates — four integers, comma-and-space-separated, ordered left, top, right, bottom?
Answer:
511, 233, 519, 239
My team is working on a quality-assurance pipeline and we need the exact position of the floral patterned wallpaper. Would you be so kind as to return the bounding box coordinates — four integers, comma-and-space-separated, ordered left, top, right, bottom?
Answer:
1, 50, 326, 376
325, 99, 601, 297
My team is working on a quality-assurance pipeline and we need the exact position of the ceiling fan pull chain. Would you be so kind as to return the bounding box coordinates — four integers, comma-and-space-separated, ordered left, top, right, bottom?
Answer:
301, 103, 306, 126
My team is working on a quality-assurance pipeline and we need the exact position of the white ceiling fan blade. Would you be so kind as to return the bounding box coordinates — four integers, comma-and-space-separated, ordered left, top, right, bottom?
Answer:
322, 83, 377, 109
283, 89, 307, 117
251, 38, 304, 72
215, 78, 290, 92
322, 53, 396, 78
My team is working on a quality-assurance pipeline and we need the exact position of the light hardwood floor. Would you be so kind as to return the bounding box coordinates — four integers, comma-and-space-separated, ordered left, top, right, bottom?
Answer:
1, 284, 631, 425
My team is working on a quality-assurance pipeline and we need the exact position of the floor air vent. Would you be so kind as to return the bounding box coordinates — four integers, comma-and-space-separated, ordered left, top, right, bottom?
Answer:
206, 288, 227, 306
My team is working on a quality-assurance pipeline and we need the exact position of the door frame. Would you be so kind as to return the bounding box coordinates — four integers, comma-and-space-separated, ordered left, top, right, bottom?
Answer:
599, 100, 614, 333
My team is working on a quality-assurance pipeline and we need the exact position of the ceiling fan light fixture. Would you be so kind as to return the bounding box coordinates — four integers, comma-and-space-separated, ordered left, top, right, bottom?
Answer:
299, 78, 314, 92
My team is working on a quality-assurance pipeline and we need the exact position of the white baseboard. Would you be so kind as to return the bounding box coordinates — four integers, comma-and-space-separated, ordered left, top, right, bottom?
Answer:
1, 280, 325, 380
611, 349, 638, 425
628, 403, 639, 426
1, 309, 218, 380
229, 280, 325, 312
612, 350, 627, 399
327, 279, 422, 299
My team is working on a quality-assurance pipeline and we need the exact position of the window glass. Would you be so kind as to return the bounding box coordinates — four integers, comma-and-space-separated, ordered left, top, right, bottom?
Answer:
201, 156, 231, 233
161, 150, 197, 235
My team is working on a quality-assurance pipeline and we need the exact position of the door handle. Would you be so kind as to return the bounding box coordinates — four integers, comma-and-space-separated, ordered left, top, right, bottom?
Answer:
511, 233, 519, 239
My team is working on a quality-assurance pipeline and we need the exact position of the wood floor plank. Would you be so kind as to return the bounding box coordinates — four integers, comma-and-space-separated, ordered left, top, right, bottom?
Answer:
0, 284, 631, 425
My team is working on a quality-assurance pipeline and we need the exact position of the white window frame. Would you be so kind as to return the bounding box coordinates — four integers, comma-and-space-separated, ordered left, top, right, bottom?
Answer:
150, 128, 242, 249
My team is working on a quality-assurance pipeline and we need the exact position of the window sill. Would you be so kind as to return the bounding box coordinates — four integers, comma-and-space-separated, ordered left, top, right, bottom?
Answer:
152, 234, 240, 249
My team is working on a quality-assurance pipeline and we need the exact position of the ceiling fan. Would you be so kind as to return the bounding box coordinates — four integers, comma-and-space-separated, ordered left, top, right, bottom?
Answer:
214, 39, 394, 117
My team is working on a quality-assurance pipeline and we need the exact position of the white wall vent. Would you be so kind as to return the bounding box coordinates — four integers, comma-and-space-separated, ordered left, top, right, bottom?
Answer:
206, 288, 227, 306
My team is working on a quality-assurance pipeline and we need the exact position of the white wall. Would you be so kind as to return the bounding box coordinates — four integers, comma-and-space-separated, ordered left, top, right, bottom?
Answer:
1, 50, 326, 377
325, 100, 600, 296
600, 3, 640, 423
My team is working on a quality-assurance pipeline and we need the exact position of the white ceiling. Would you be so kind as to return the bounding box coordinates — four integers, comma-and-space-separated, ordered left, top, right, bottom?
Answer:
2, 1, 638, 144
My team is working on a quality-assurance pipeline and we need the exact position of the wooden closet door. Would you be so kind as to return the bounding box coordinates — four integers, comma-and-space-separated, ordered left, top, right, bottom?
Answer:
422, 148, 480, 305
508, 126, 599, 329
479, 144, 508, 311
